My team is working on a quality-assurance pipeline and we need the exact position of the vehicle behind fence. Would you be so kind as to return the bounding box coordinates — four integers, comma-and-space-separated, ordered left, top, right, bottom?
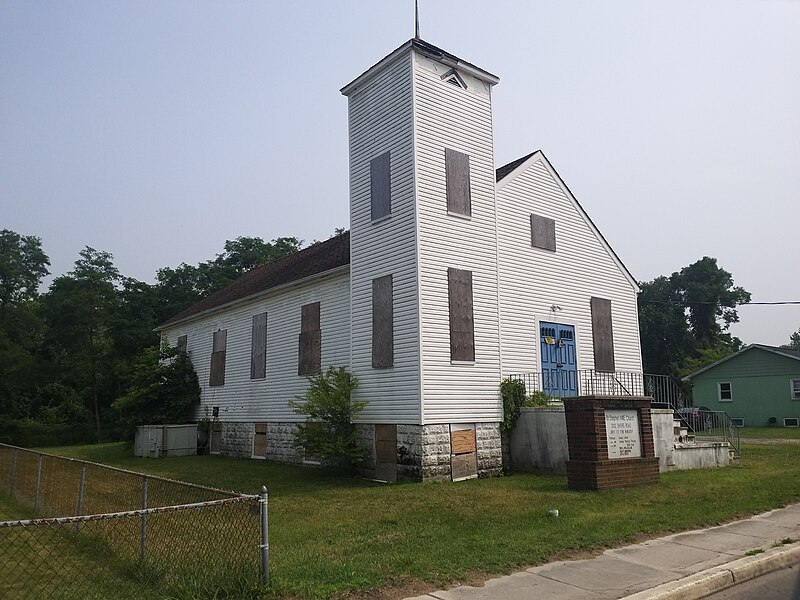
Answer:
0, 443, 268, 600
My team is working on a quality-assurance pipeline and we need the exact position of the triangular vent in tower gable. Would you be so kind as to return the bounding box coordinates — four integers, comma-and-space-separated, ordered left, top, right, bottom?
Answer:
441, 68, 467, 89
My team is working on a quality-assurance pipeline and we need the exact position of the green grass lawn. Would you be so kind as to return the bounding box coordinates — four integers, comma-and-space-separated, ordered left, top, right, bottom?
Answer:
738, 426, 800, 440
22, 441, 800, 600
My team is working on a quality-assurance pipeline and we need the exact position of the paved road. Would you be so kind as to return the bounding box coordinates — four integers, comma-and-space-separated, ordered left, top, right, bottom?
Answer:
702, 564, 800, 599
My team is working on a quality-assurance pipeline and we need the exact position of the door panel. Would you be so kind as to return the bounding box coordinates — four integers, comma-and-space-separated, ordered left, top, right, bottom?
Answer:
539, 322, 577, 397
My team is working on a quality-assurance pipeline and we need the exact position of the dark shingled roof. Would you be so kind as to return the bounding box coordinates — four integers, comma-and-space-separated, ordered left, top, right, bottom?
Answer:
496, 152, 536, 182
158, 232, 350, 328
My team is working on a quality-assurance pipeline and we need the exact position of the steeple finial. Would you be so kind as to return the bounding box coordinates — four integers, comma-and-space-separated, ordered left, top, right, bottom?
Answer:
415, 0, 420, 39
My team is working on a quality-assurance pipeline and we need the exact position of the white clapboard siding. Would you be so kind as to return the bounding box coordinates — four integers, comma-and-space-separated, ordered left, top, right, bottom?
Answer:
161, 271, 351, 423
412, 51, 503, 424
496, 153, 643, 376
346, 50, 422, 424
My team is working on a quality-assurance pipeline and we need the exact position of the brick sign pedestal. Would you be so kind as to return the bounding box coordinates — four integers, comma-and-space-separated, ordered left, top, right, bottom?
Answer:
564, 396, 659, 490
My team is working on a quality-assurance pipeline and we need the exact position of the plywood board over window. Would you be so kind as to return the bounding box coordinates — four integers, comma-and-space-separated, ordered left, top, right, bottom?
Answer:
372, 275, 393, 368
253, 423, 267, 458
374, 424, 397, 482
448, 268, 475, 362
530, 214, 556, 251
251, 312, 267, 379
209, 329, 227, 387
445, 148, 471, 216
298, 302, 321, 376
450, 425, 478, 481
370, 151, 391, 221
590, 297, 615, 372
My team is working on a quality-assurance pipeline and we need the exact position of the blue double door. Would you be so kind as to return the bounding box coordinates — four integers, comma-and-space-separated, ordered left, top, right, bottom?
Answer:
539, 322, 577, 398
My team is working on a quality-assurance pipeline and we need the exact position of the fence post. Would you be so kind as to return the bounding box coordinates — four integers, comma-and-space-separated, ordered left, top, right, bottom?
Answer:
259, 485, 269, 584
140, 476, 148, 564
74, 464, 87, 532
9, 448, 17, 498
34, 455, 43, 514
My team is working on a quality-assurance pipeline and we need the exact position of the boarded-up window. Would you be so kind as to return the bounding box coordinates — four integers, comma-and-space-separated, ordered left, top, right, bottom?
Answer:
298, 302, 321, 376
450, 425, 478, 481
209, 329, 227, 387
250, 312, 267, 379
374, 424, 397, 482
448, 268, 475, 362
590, 297, 615, 372
176, 335, 187, 354
370, 151, 391, 221
445, 148, 471, 216
253, 423, 267, 457
372, 275, 393, 368
530, 214, 556, 251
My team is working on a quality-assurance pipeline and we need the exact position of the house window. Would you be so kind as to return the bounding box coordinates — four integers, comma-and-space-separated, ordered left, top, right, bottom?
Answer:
250, 312, 267, 380
177, 335, 187, 354
209, 329, 227, 387
298, 302, 321, 376
590, 297, 615, 372
791, 379, 800, 400
718, 382, 733, 402
447, 268, 475, 362
372, 275, 393, 368
445, 148, 471, 217
370, 151, 391, 221
530, 214, 556, 251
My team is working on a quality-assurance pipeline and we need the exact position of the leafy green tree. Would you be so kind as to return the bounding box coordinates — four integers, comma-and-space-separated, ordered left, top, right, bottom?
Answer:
672, 257, 751, 345
290, 366, 364, 470
638, 276, 695, 376
42, 247, 121, 433
112, 343, 201, 439
783, 328, 800, 351
155, 236, 302, 321
0, 230, 51, 419
638, 257, 750, 377
0, 229, 50, 309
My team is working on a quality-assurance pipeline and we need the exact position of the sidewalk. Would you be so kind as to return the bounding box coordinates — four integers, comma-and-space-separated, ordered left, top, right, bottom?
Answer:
405, 503, 800, 600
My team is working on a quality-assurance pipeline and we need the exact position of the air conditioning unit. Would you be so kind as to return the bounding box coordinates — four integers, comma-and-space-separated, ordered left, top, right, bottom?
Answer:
784, 418, 799, 428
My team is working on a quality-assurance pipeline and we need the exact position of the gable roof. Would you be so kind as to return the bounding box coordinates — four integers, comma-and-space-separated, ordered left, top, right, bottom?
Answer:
495, 150, 639, 292
157, 232, 350, 329
682, 344, 800, 381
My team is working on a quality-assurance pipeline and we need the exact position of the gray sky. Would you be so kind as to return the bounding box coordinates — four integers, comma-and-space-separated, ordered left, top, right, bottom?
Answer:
2, 1, 798, 346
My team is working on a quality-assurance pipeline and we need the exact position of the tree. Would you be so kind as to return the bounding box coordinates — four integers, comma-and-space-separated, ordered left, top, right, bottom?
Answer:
290, 366, 364, 470
638, 257, 750, 377
112, 343, 200, 439
155, 236, 303, 321
672, 257, 751, 345
0, 230, 51, 420
0, 229, 50, 309
42, 247, 121, 433
783, 328, 800, 351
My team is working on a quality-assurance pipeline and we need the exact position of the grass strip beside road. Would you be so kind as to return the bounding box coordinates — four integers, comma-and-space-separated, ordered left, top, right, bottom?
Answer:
32, 442, 800, 599
738, 426, 800, 440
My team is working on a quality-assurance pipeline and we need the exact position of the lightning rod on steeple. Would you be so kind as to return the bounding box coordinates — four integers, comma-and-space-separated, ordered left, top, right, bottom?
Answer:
415, 0, 420, 39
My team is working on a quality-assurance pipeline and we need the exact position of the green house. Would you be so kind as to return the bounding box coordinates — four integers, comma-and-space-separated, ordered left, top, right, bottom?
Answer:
682, 344, 800, 428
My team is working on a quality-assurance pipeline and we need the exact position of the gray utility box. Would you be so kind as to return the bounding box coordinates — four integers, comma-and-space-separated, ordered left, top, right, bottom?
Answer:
134, 424, 198, 458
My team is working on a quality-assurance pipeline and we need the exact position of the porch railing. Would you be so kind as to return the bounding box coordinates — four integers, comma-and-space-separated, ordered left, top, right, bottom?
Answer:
508, 370, 739, 456
508, 370, 689, 409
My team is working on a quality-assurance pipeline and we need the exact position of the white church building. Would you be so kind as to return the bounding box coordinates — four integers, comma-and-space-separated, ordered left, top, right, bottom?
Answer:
156, 37, 643, 482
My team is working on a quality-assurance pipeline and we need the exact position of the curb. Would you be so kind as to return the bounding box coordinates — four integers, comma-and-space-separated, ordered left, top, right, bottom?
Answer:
621, 541, 800, 600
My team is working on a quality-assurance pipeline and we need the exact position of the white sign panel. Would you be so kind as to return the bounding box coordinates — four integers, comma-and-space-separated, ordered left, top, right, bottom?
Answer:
605, 409, 641, 459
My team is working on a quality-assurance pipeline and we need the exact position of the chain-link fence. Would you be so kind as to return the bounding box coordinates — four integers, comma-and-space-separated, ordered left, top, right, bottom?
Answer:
0, 444, 268, 600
